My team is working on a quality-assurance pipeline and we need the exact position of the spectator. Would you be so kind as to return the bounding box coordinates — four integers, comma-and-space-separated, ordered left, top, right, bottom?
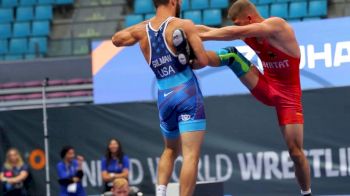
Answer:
101, 138, 129, 192
111, 178, 129, 196
0, 148, 29, 196
57, 146, 86, 196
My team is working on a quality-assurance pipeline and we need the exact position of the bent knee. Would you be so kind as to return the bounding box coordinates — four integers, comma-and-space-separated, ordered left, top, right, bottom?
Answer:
288, 147, 306, 161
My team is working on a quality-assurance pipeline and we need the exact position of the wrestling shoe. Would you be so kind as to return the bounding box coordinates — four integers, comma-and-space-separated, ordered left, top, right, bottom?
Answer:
302, 193, 312, 196
217, 46, 252, 77
301, 190, 312, 196
217, 46, 240, 66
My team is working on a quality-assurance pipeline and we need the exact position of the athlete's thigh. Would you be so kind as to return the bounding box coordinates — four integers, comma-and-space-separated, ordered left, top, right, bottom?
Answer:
174, 78, 206, 134
177, 90, 206, 156
158, 90, 181, 139
247, 67, 277, 106
280, 124, 304, 149
275, 103, 304, 126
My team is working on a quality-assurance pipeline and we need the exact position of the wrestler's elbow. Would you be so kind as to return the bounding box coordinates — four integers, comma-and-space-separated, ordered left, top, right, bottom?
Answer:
112, 34, 122, 47
112, 32, 128, 47
112, 41, 122, 47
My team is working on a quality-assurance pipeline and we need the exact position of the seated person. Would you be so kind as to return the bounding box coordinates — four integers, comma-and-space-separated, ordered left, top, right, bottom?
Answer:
101, 138, 129, 192
111, 178, 129, 196
0, 148, 29, 196
56, 146, 86, 196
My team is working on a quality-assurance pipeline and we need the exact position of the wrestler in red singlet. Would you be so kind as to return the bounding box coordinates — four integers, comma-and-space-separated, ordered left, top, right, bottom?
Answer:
197, 0, 312, 195
245, 37, 303, 125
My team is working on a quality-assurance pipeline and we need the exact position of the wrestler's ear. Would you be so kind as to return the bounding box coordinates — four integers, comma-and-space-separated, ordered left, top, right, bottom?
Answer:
247, 15, 252, 24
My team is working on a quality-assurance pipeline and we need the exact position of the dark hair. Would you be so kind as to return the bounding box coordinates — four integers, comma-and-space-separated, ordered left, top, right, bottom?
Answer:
153, 0, 170, 8
105, 138, 124, 167
60, 145, 74, 159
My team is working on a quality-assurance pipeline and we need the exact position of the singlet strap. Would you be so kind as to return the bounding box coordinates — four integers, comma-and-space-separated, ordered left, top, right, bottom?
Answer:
145, 24, 152, 65
147, 16, 174, 32
162, 17, 177, 57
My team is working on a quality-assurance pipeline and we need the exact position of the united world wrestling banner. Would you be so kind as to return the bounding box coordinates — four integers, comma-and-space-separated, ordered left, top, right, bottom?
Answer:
0, 87, 350, 195
92, 17, 350, 104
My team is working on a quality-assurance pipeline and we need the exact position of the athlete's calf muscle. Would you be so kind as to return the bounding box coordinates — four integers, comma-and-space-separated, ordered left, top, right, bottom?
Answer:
207, 51, 221, 67
239, 66, 260, 90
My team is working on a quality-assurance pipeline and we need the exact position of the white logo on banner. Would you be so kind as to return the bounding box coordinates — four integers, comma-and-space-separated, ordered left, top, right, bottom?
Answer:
299, 41, 350, 69
81, 147, 350, 188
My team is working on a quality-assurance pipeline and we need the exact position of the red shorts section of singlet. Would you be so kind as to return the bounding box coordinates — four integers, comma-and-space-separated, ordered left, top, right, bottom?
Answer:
244, 37, 304, 126
251, 71, 304, 126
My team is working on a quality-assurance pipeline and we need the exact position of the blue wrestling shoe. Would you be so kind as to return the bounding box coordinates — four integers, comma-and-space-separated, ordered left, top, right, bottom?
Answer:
172, 29, 195, 65
216, 46, 252, 77
217, 46, 239, 66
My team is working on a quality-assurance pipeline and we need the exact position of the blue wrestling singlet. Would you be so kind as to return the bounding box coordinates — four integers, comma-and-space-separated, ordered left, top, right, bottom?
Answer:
146, 17, 206, 139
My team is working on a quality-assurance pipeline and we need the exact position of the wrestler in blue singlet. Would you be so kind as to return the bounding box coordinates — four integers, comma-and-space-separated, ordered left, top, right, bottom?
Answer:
146, 17, 206, 139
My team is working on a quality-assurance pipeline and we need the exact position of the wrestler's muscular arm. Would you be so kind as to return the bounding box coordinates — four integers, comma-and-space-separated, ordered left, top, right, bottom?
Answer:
195, 25, 218, 33
200, 17, 300, 60
112, 22, 147, 47
199, 17, 286, 41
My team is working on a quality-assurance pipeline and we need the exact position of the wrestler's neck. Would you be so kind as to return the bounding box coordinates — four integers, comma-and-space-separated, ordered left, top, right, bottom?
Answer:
249, 16, 265, 24
155, 5, 176, 20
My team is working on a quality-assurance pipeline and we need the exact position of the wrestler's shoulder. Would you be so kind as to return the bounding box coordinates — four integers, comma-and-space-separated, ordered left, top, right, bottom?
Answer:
264, 17, 287, 24
131, 21, 148, 36
263, 17, 293, 32
170, 18, 196, 27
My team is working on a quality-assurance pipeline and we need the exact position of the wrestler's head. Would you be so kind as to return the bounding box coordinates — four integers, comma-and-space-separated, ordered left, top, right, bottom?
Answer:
153, 0, 182, 18
227, 0, 263, 26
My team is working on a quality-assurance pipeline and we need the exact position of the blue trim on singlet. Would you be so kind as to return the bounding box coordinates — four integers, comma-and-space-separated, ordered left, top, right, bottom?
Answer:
147, 17, 194, 90
157, 66, 193, 90
179, 119, 206, 132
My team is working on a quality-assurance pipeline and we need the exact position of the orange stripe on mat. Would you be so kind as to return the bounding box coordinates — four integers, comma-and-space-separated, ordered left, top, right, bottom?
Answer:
92, 41, 125, 76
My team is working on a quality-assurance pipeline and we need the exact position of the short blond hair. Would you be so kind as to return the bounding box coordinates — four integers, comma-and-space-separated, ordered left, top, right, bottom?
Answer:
227, 0, 257, 20
113, 178, 128, 189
